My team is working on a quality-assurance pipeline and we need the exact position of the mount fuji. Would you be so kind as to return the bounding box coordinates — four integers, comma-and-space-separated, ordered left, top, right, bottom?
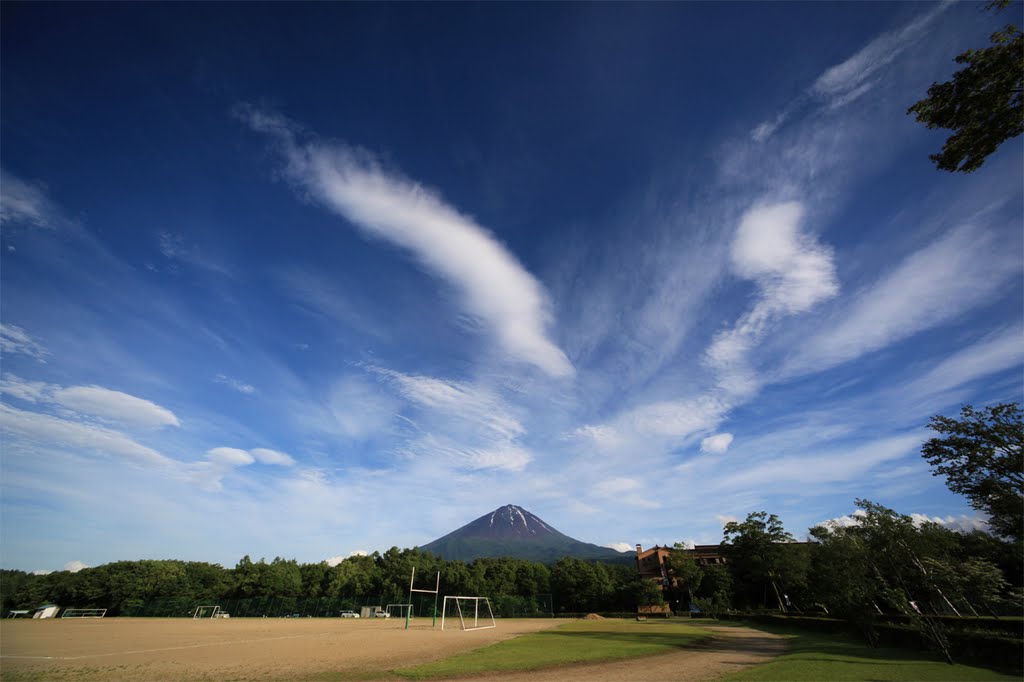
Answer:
419, 504, 630, 563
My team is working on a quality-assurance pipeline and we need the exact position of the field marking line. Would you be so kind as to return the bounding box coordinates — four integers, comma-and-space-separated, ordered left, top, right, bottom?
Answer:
0, 631, 336, 661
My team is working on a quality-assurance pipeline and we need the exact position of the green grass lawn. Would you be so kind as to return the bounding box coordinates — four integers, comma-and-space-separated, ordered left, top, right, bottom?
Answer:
720, 625, 1020, 682
392, 619, 712, 680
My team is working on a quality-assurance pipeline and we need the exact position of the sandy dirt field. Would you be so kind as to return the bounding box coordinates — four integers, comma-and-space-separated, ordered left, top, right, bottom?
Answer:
0, 618, 784, 681
0, 617, 564, 680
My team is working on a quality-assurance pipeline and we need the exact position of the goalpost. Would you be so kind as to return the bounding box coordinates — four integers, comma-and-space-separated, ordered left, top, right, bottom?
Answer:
61, 608, 107, 618
407, 567, 440, 630
386, 603, 413, 619
441, 596, 496, 631
192, 605, 221, 619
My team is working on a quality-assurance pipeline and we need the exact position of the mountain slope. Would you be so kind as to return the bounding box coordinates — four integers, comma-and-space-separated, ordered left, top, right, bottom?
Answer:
419, 504, 630, 563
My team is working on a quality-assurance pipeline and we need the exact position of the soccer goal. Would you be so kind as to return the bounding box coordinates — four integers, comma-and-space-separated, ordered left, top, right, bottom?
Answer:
61, 608, 107, 618
192, 605, 221, 619
441, 596, 496, 631
386, 603, 414, 619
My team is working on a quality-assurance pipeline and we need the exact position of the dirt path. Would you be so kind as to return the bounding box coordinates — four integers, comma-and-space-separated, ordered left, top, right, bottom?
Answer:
456, 625, 787, 682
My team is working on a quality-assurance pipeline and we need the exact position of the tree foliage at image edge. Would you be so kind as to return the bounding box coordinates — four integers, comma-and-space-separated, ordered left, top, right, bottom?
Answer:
908, 2, 1023, 173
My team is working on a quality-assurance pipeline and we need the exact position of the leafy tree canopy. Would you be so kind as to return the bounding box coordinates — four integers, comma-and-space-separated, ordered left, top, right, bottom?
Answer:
921, 403, 1023, 540
907, 1, 1023, 172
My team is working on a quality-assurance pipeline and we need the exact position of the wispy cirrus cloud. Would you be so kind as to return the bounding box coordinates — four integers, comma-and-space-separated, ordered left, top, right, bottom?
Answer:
580, 202, 837, 461
899, 327, 1024, 403
0, 404, 177, 469
1, 324, 50, 362
396, 432, 533, 472
0, 169, 66, 229
374, 368, 525, 440
238, 106, 573, 379
573, 393, 731, 459
811, 2, 950, 107
786, 224, 1020, 378
751, 3, 951, 141
715, 432, 924, 492
214, 373, 257, 395
156, 231, 232, 276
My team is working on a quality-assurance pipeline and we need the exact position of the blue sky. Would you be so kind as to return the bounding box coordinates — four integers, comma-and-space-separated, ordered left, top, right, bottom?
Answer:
1, 2, 1021, 573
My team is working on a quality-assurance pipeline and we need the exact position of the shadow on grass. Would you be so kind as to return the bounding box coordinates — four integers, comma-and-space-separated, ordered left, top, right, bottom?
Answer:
721, 620, 1022, 680
531, 627, 707, 650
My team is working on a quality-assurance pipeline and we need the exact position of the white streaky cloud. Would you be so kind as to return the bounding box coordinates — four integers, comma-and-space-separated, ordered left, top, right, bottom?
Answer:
274, 267, 390, 342
627, 395, 731, 439
159, 231, 184, 259
0, 404, 176, 469
901, 327, 1024, 400
574, 394, 732, 459
714, 514, 738, 526
375, 368, 525, 439
214, 374, 257, 395
52, 385, 180, 428
790, 225, 1021, 377
326, 376, 400, 440
206, 447, 256, 467
63, 560, 89, 573
250, 448, 296, 466
396, 432, 533, 472
0, 375, 49, 403
240, 107, 573, 378
592, 477, 641, 497
591, 479, 662, 510
1, 323, 50, 362
606, 542, 634, 553
718, 433, 923, 491
751, 110, 791, 143
811, 3, 949, 106
700, 433, 734, 454
568, 424, 625, 451
0, 169, 61, 229
157, 231, 232, 276
464, 444, 532, 472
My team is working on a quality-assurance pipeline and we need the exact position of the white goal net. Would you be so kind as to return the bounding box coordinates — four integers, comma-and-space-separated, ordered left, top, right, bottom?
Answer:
386, 603, 413, 619
441, 596, 496, 631
192, 605, 221, 619
61, 608, 107, 618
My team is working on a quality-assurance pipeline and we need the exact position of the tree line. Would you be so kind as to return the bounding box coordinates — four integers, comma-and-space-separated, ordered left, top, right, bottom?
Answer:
0, 549, 655, 617
669, 501, 1021, 620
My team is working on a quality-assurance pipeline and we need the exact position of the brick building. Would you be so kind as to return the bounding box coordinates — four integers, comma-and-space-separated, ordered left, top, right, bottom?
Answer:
635, 543, 726, 614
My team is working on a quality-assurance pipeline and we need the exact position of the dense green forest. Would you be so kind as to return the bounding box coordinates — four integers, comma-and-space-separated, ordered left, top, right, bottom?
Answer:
0, 549, 654, 617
